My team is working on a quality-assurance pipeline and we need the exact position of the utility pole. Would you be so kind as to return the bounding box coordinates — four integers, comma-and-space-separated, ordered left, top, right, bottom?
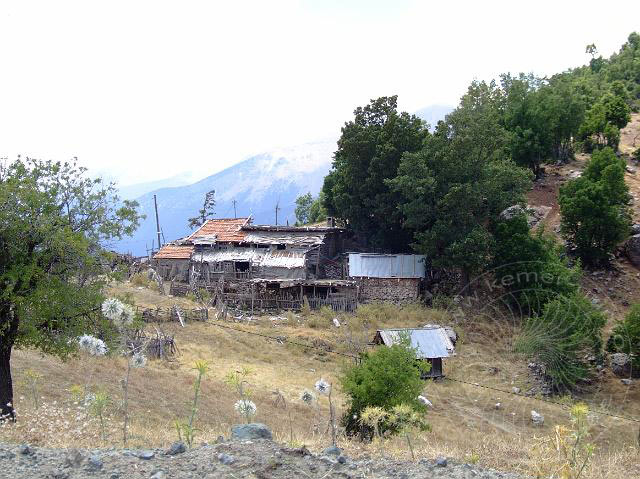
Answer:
153, 194, 162, 251
232, 199, 237, 219
275, 201, 281, 225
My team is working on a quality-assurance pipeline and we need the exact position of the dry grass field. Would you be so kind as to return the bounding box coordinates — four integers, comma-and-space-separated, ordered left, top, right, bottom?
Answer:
2, 279, 638, 478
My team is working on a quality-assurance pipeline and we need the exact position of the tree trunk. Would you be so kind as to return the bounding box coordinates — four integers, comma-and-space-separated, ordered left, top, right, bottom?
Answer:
0, 306, 18, 421
460, 269, 473, 296
0, 345, 15, 421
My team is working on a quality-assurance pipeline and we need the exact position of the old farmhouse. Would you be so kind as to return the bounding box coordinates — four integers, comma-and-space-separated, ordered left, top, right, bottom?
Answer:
152, 218, 428, 311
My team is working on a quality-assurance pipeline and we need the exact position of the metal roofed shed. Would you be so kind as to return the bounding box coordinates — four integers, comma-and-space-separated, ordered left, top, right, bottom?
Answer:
348, 253, 426, 278
373, 327, 456, 378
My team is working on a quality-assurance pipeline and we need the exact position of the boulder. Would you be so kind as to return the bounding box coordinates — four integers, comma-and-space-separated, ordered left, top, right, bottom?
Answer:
610, 353, 633, 377
322, 446, 341, 456
631, 224, 640, 235
531, 410, 544, 426
231, 423, 273, 441
165, 442, 186, 455
625, 234, 640, 267
499, 204, 551, 228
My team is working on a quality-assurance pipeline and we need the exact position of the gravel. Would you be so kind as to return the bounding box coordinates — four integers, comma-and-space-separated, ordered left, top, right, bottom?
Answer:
0, 440, 522, 478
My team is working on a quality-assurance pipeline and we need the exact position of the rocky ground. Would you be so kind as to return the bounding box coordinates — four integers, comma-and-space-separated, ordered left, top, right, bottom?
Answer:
0, 424, 521, 479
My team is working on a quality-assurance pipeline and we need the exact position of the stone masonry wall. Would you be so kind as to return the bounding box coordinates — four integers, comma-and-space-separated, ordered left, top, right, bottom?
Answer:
356, 277, 421, 304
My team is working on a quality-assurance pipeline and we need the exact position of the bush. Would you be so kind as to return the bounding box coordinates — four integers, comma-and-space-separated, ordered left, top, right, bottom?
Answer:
340, 339, 427, 437
607, 303, 640, 372
492, 214, 581, 314
559, 147, 630, 265
516, 292, 606, 392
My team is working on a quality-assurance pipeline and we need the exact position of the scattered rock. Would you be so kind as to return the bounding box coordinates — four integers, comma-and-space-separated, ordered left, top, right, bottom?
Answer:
87, 455, 103, 470
621, 378, 632, 385
631, 224, 640, 235
337, 455, 347, 464
150, 470, 166, 479
218, 453, 235, 465
436, 456, 448, 467
231, 423, 273, 441
18, 445, 32, 456
332, 318, 341, 327
417, 395, 433, 407
323, 446, 342, 456
625, 234, 640, 267
512, 387, 521, 394
137, 450, 155, 460
531, 410, 544, 426
64, 449, 84, 467
494, 403, 502, 410
610, 353, 634, 377
215, 436, 225, 444
165, 442, 186, 456
625, 165, 636, 174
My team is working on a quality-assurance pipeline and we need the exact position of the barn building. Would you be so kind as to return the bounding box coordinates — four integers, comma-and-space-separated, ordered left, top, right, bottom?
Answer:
373, 327, 455, 378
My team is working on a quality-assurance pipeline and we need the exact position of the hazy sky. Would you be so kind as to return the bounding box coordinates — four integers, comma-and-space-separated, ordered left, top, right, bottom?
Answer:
1, 0, 639, 186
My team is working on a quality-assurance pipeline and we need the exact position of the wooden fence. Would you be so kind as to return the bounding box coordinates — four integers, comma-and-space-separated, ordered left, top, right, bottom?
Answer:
136, 306, 209, 323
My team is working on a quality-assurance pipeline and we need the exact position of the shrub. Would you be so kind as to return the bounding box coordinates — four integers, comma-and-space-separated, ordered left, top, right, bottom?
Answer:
340, 338, 427, 437
607, 303, 640, 372
492, 214, 581, 314
516, 292, 605, 392
559, 147, 631, 265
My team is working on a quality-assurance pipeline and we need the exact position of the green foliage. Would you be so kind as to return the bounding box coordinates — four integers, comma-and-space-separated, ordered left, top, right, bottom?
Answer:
0, 158, 142, 416
516, 292, 606, 392
188, 189, 215, 230
340, 340, 427, 436
391, 82, 532, 289
90, 390, 111, 443
559, 148, 631, 265
607, 303, 640, 372
294, 192, 327, 225
322, 95, 429, 250
492, 214, 581, 314
176, 359, 209, 447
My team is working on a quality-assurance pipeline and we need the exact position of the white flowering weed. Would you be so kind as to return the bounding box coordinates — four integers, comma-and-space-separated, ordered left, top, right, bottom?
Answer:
77, 335, 108, 356
130, 353, 147, 369
101, 298, 134, 328
314, 378, 331, 396
234, 399, 257, 418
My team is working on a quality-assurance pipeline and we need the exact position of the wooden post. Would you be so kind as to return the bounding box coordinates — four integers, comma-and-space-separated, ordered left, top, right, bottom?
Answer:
251, 283, 255, 317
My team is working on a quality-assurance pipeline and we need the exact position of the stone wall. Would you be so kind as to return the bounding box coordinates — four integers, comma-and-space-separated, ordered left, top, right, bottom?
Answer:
356, 277, 422, 304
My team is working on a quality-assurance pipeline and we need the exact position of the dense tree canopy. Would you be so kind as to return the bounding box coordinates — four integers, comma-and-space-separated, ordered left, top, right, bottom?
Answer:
0, 158, 142, 418
322, 96, 429, 250
294, 192, 327, 225
391, 82, 532, 289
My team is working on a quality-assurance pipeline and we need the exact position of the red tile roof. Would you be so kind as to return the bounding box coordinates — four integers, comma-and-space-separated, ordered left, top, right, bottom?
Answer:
187, 217, 250, 243
153, 244, 194, 259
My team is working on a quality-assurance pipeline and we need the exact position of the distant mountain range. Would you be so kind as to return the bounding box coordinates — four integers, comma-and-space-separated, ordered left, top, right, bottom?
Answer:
114, 105, 453, 256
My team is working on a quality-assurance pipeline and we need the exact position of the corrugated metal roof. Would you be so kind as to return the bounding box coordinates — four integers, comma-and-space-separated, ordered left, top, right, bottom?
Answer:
242, 231, 326, 247
375, 328, 455, 359
153, 245, 194, 259
194, 248, 307, 270
259, 249, 307, 269
194, 248, 261, 263
348, 253, 426, 278
188, 218, 250, 243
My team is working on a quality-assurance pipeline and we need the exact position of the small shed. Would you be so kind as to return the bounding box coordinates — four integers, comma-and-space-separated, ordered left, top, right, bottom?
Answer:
373, 327, 455, 378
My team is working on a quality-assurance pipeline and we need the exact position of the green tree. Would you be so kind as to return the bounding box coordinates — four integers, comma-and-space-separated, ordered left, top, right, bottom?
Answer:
341, 340, 427, 437
188, 189, 215, 229
391, 82, 532, 291
492, 214, 581, 314
607, 303, 640, 373
0, 158, 142, 418
559, 147, 631, 265
294, 192, 313, 225
322, 96, 429, 250
516, 292, 606, 392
